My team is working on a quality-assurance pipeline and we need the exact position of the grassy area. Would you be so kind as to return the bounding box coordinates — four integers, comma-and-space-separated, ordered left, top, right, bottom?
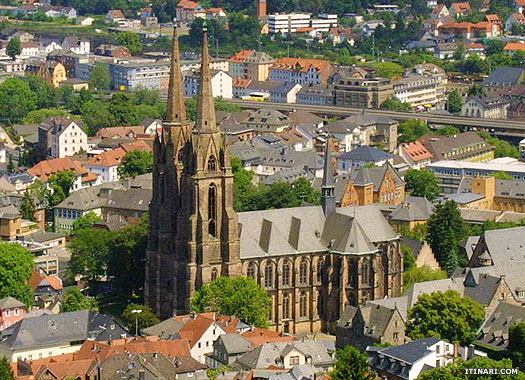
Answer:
5, 19, 111, 38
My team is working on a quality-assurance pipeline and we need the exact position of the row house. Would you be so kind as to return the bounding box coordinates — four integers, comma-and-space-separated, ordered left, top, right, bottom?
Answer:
439, 21, 501, 39
269, 57, 334, 85
228, 50, 274, 81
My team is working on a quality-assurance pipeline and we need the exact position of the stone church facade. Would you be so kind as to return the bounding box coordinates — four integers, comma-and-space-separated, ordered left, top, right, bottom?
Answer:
145, 27, 404, 334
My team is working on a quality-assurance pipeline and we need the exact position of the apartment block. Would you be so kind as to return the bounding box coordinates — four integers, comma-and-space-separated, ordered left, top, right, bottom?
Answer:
228, 50, 274, 81
109, 60, 170, 91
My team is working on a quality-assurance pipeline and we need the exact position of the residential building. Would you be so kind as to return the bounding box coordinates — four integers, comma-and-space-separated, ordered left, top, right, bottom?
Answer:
407, 63, 447, 102
461, 94, 509, 119
28, 157, 98, 191
361, 19, 385, 36
515, 0, 525, 13
337, 303, 406, 350
105, 9, 125, 22
337, 163, 405, 206
25, 61, 67, 88
389, 196, 433, 230
242, 109, 295, 133
434, 42, 457, 59
296, 84, 335, 105
269, 57, 334, 85
431, 4, 449, 19
270, 82, 302, 103
439, 21, 501, 39
0, 204, 37, 240
228, 50, 274, 81
61, 36, 90, 55
206, 334, 256, 369
94, 44, 131, 58
392, 75, 442, 109
400, 141, 433, 169
0, 310, 129, 362
323, 113, 398, 153
503, 41, 525, 54
474, 302, 525, 352
337, 145, 393, 173
450, 2, 470, 17
235, 340, 335, 371
333, 76, 394, 109
101, 187, 151, 226
110, 60, 170, 91
426, 159, 525, 193
145, 27, 404, 335
418, 132, 494, 162
183, 69, 233, 99
0, 297, 25, 332
268, 13, 311, 34
37, 117, 87, 158
175, 0, 204, 22
368, 338, 456, 380
40, 5, 76, 19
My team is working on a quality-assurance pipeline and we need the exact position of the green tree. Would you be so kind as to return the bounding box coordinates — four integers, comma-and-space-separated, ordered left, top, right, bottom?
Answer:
89, 63, 111, 90
107, 216, 148, 296
404, 169, 441, 200
0, 78, 38, 125
81, 100, 113, 135
72, 211, 100, 234
398, 119, 431, 143
478, 131, 519, 159
493, 171, 513, 180
419, 357, 525, 380
208, 366, 232, 380
62, 287, 98, 312
118, 150, 153, 178
427, 201, 468, 274
7, 154, 14, 173
108, 93, 140, 126
380, 97, 412, 111
407, 290, 484, 345
0, 357, 14, 380
116, 31, 143, 55
121, 303, 159, 332
447, 90, 463, 114
47, 171, 77, 206
373, 61, 404, 78
20, 192, 36, 221
6, 37, 21, 60
23, 108, 70, 125
23, 76, 58, 109
0, 243, 34, 307
507, 321, 525, 369
402, 244, 416, 271
191, 276, 271, 328
437, 126, 461, 136
330, 345, 375, 380
403, 265, 448, 293
68, 228, 112, 281
467, 84, 485, 97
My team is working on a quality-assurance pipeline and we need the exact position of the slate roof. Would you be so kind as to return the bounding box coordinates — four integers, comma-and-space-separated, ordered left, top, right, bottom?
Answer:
390, 196, 432, 222
323, 113, 397, 135
338, 146, 392, 162
218, 333, 253, 355
0, 310, 129, 351
483, 66, 524, 86
351, 163, 404, 191
372, 337, 441, 364
262, 166, 314, 185
141, 318, 185, 340
104, 187, 152, 212
475, 301, 525, 351
235, 340, 334, 370
0, 297, 25, 310
238, 205, 397, 259
418, 132, 493, 162
464, 273, 503, 306
54, 183, 122, 211
270, 82, 300, 95
338, 303, 400, 340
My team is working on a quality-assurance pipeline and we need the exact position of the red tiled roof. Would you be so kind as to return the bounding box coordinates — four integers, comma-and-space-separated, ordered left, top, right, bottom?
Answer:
485, 14, 501, 22
242, 328, 295, 347
510, 12, 525, 23
27, 157, 88, 182
504, 42, 525, 51
86, 147, 126, 167
296, 27, 315, 32
229, 49, 253, 63
401, 141, 433, 162
515, 0, 525, 6
451, 2, 470, 12
75, 337, 191, 361
107, 9, 124, 18
271, 57, 333, 74
95, 125, 145, 139
233, 78, 253, 88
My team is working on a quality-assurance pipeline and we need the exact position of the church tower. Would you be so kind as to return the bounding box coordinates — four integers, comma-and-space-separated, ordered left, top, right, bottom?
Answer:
321, 138, 335, 216
145, 26, 241, 320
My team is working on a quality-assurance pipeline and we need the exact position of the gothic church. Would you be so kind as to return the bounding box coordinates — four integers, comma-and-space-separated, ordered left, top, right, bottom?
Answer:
145, 27, 404, 334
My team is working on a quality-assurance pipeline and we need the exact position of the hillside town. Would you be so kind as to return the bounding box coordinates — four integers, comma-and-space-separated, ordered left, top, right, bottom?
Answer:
0, 0, 523, 379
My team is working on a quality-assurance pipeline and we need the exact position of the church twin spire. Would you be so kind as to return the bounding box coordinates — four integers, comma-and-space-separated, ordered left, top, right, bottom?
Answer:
165, 23, 216, 132
165, 24, 187, 124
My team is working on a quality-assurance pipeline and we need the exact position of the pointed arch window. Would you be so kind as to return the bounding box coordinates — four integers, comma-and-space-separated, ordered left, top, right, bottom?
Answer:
283, 293, 290, 319
316, 259, 324, 283
362, 260, 371, 286
299, 260, 308, 285
211, 268, 218, 282
177, 148, 184, 163
282, 261, 291, 287
208, 184, 217, 237
207, 155, 217, 172
300, 292, 307, 318
264, 263, 274, 288
247, 262, 256, 279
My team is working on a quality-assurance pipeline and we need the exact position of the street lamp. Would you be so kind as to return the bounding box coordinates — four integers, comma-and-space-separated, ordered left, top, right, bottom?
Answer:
131, 309, 142, 336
